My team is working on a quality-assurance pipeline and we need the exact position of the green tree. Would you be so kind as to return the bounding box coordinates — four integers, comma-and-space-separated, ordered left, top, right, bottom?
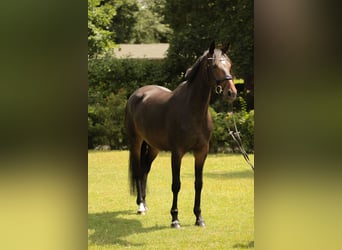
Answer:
110, 0, 139, 43
88, 0, 172, 56
130, 0, 172, 43
164, 0, 253, 85
88, 0, 118, 57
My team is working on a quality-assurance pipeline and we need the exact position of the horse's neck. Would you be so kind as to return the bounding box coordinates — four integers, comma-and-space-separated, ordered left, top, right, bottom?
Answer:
187, 65, 212, 118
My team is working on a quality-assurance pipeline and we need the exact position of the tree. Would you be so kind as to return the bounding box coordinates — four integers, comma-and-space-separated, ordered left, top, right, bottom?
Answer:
88, 0, 118, 57
88, 0, 172, 57
164, 0, 253, 87
110, 0, 139, 43
129, 0, 172, 43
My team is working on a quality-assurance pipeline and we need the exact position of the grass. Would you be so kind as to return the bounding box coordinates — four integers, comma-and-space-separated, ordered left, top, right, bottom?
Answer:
88, 151, 254, 249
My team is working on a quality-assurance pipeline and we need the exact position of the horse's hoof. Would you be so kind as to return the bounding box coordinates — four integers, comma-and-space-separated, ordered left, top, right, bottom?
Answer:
195, 220, 206, 227
137, 203, 146, 215
171, 220, 181, 229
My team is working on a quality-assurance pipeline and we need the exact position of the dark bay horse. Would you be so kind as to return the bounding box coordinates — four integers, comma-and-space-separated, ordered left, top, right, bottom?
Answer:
125, 41, 237, 228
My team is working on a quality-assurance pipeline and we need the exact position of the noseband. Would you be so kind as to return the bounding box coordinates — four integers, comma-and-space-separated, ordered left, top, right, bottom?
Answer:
207, 57, 233, 94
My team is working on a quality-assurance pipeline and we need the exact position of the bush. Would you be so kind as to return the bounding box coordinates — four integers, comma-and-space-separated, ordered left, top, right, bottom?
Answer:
210, 108, 254, 153
88, 89, 128, 149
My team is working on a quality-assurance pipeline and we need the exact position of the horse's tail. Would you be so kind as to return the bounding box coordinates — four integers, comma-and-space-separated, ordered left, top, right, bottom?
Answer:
129, 141, 149, 195
129, 149, 137, 195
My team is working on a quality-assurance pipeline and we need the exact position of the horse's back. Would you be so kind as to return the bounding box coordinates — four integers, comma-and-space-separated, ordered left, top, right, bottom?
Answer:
128, 85, 171, 107
127, 85, 168, 116
133, 85, 171, 97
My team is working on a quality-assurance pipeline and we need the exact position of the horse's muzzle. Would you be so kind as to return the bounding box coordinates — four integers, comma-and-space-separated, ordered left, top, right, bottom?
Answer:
227, 89, 236, 99
226, 79, 237, 101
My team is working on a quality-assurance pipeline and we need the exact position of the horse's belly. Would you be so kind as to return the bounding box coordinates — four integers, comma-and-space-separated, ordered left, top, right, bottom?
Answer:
139, 127, 170, 151
146, 139, 170, 151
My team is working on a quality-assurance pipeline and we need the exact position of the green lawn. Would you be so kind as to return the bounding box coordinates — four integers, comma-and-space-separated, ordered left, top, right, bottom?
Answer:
88, 151, 254, 249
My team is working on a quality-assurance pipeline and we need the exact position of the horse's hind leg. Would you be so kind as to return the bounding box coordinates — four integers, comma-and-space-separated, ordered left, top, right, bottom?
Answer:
128, 136, 146, 214
140, 142, 159, 212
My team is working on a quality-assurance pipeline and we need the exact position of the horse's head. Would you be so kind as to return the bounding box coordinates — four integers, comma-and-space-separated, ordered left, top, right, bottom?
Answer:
207, 41, 237, 102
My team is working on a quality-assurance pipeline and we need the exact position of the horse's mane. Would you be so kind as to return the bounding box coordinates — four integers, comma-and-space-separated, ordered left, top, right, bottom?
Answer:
184, 51, 208, 82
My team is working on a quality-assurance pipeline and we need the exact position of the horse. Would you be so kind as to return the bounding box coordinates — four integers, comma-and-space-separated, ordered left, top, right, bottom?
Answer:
125, 41, 237, 228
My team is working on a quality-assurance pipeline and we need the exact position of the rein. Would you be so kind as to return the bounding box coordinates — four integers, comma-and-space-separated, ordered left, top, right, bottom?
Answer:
226, 111, 254, 171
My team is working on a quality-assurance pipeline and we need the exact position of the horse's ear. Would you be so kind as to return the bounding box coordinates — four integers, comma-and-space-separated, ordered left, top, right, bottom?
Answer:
221, 42, 230, 54
209, 40, 215, 54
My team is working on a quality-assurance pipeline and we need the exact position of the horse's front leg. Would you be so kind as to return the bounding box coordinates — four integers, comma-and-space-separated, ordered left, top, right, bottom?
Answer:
170, 151, 183, 228
193, 147, 208, 227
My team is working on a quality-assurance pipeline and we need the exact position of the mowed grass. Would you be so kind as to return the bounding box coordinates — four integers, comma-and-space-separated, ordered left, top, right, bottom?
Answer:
88, 151, 254, 249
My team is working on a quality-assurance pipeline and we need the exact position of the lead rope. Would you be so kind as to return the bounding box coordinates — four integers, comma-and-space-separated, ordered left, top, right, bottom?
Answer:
226, 111, 254, 171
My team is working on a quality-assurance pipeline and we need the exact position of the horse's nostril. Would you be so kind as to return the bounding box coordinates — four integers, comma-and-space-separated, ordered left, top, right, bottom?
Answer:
227, 90, 232, 97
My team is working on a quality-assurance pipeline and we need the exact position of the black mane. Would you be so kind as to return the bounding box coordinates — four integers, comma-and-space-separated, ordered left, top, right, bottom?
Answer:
184, 52, 208, 82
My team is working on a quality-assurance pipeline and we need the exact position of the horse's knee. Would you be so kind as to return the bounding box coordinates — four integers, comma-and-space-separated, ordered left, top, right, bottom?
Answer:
172, 182, 181, 193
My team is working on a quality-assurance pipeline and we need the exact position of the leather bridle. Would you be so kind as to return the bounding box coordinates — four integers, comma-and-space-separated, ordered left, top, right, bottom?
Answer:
207, 57, 233, 94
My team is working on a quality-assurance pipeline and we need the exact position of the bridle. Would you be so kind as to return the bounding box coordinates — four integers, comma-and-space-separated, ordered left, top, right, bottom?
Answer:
207, 57, 233, 94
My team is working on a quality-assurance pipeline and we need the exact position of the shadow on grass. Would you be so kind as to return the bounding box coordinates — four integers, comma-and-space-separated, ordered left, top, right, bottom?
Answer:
88, 210, 168, 247
233, 241, 254, 248
204, 169, 253, 179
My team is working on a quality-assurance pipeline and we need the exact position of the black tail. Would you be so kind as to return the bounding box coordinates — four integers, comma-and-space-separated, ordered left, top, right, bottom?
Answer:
128, 150, 137, 195
129, 141, 149, 195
